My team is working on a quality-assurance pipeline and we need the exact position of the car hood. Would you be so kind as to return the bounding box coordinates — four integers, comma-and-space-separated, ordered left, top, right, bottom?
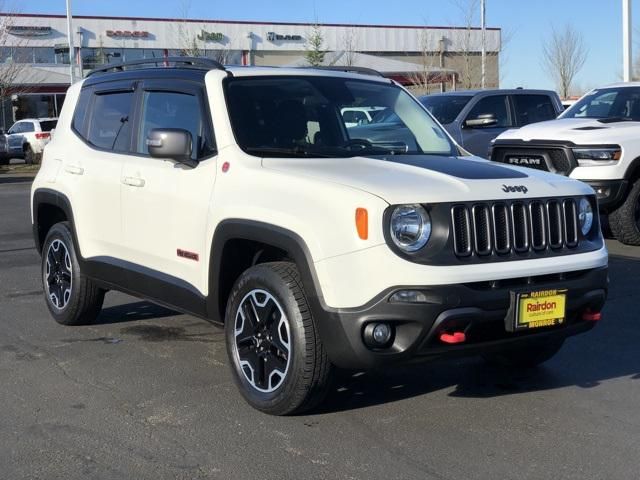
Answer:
496, 117, 639, 144
262, 154, 592, 205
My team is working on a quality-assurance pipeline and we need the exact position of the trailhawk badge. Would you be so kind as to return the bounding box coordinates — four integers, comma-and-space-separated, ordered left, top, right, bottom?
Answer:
502, 185, 529, 194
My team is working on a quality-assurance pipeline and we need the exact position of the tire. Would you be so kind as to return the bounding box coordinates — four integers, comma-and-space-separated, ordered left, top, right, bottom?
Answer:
483, 339, 564, 368
24, 145, 34, 165
41, 222, 105, 325
225, 262, 332, 415
0, 156, 8, 166
609, 179, 640, 246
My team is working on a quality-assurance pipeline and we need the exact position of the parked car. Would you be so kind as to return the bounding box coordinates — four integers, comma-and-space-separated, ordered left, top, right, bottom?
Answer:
491, 82, 640, 246
32, 59, 607, 415
0, 129, 8, 165
340, 107, 385, 127
419, 89, 563, 158
3, 118, 58, 165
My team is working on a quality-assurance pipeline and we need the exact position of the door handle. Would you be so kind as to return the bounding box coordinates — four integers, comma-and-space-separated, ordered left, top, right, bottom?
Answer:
65, 165, 84, 175
122, 176, 145, 187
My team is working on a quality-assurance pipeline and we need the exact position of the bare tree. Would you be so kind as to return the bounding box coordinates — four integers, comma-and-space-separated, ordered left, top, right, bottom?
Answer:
340, 27, 358, 67
406, 30, 439, 94
541, 24, 588, 99
451, 0, 480, 90
0, 8, 32, 129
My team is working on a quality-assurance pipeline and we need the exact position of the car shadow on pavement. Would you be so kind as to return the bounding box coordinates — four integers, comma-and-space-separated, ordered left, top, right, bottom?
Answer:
96, 301, 179, 324
316, 253, 640, 415
0, 176, 36, 184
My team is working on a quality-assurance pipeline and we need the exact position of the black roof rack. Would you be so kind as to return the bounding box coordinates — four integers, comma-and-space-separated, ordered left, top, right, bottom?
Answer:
86, 56, 227, 77
297, 65, 385, 78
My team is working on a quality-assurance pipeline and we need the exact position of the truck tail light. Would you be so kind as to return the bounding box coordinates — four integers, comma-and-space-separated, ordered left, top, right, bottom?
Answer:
35, 132, 51, 140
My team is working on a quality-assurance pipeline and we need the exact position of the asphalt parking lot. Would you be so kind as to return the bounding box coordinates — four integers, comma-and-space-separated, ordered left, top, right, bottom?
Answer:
1, 177, 640, 480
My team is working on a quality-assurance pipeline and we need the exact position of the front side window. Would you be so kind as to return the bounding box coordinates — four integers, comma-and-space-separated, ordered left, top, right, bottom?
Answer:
225, 76, 456, 157
420, 95, 472, 125
561, 87, 640, 121
465, 95, 511, 127
136, 90, 212, 159
87, 91, 133, 152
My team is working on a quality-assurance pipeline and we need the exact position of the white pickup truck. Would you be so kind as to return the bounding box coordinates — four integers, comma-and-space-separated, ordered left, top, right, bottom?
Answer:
491, 82, 640, 245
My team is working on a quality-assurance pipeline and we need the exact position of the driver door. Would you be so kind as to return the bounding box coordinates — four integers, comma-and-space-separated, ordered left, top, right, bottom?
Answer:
461, 94, 512, 158
120, 80, 217, 295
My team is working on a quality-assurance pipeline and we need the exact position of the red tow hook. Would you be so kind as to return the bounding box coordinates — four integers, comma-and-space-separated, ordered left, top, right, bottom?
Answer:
582, 310, 602, 322
439, 331, 467, 344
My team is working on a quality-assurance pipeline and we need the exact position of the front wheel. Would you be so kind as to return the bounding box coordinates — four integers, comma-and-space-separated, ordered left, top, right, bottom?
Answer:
24, 145, 34, 165
225, 262, 332, 415
482, 339, 564, 368
41, 222, 105, 325
609, 179, 640, 246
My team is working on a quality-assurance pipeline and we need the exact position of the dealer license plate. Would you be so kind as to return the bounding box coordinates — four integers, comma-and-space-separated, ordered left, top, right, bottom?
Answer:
510, 289, 567, 331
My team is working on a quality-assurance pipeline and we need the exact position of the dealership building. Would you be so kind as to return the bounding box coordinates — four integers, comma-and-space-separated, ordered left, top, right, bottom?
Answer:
0, 13, 501, 128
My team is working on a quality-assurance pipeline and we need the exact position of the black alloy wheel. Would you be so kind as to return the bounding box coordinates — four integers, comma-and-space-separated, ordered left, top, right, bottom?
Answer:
45, 239, 73, 310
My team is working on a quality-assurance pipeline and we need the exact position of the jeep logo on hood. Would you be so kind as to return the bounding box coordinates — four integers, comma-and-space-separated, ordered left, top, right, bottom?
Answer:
502, 185, 529, 194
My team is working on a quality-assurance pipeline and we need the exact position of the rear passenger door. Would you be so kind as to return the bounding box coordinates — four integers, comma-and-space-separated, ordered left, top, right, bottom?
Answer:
120, 80, 217, 295
461, 94, 512, 158
8, 121, 33, 155
67, 81, 134, 259
512, 94, 559, 126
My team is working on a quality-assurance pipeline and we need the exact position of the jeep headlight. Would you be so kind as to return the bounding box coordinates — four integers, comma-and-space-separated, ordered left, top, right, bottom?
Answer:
578, 197, 594, 235
572, 147, 621, 166
389, 204, 431, 252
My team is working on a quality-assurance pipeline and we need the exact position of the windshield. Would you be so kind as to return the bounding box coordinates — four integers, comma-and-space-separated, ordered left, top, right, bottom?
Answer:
561, 87, 640, 121
420, 95, 472, 125
225, 76, 456, 157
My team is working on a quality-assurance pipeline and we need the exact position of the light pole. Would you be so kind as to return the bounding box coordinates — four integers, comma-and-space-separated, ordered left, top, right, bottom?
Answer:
481, 0, 486, 88
623, 0, 632, 82
65, 0, 75, 84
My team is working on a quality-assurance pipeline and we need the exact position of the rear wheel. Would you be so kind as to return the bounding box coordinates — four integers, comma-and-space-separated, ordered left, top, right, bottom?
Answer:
609, 179, 640, 246
483, 339, 564, 368
24, 145, 34, 165
41, 222, 105, 325
225, 262, 332, 415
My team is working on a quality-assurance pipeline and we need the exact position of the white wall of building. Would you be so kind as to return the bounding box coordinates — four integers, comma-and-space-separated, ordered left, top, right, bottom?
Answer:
2, 14, 501, 54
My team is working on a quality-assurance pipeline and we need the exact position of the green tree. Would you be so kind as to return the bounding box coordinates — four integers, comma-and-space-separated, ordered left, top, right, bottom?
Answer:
305, 24, 326, 67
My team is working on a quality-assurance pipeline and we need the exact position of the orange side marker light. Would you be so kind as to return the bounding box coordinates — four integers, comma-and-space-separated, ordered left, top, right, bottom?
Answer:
355, 208, 368, 240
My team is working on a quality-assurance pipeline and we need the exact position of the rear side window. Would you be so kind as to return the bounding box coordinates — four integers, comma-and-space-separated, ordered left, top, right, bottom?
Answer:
466, 95, 511, 127
39, 120, 58, 132
87, 91, 133, 152
513, 95, 557, 126
72, 88, 92, 138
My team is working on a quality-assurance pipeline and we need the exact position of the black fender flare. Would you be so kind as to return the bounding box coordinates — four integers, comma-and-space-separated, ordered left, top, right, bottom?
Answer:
32, 188, 79, 255
206, 219, 327, 323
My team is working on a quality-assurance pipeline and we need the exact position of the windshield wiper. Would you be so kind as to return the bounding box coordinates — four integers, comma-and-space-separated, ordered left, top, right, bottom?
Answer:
243, 146, 333, 158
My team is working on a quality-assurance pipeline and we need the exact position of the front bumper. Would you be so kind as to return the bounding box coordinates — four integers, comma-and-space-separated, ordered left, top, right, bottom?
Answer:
316, 266, 608, 369
583, 179, 628, 210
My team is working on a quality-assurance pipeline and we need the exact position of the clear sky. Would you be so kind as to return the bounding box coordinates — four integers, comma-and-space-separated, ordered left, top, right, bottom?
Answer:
10, 0, 635, 94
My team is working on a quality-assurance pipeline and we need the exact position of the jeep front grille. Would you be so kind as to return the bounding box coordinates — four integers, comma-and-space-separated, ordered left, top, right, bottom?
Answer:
451, 198, 579, 257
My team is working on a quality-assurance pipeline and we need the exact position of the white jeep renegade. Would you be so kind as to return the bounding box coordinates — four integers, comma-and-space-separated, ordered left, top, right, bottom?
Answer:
31, 58, 608, 415
492, 82, 640, 245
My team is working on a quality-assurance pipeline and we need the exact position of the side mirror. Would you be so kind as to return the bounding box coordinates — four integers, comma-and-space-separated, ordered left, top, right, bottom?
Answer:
464, 113, 498, 128
146, 128, 196, 167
